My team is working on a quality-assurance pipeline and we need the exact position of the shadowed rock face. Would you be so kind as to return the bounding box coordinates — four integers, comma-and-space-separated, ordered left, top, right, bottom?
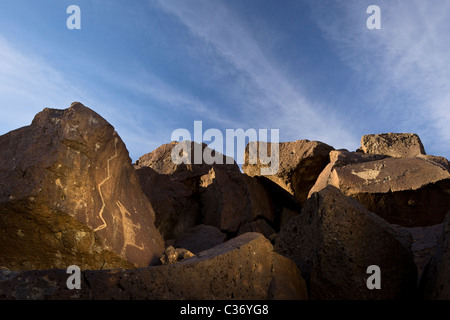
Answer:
275, 186, 417, 300
0, 103, 164, 269
420, 212, 450, 299
242, 140, 334, 206
0, 233, 308, 300
135, 141, 254, 235
135, 166, 201, 240
173, 224, 227, 255
392, 223, 444, 284
135, 141, 301, 245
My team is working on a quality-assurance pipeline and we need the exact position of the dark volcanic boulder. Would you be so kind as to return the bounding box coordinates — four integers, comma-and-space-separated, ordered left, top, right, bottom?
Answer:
242, 140, 334, 206
420, 212, 450, 299
135, 141, 253, 234
393, 223, 444, 283
135, 166, 200, 240
135, 141, 300, 243
173, 224, 227, 254
0, 102, 164, 270
275, 186, 417, 300
0, 233, 308, 300
87, 233, 308, 300
309, 149, 450, 227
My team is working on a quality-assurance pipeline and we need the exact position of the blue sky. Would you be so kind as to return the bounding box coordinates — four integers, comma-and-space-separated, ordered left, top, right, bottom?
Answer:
0, 0, 449, 162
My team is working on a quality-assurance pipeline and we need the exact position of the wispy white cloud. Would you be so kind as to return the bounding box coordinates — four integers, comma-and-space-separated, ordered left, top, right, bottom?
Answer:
154, 0, 357, 149
111, 70, 242, 129
0, 32, 219, 160
0, 35, 85, 131
0, 35, 165, 160
309, 0, 450, 157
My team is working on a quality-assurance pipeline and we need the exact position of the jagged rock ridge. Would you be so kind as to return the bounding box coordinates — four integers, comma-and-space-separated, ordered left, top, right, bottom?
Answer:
1, 104, 449, 300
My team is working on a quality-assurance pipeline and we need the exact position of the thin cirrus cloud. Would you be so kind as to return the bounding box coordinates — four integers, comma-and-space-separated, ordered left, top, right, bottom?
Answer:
2, 1, 448, 161
0, 31, 220, 160
309, 0, 450, 158
0, 35, 85, 130
0, 34, 165, 160
153, 0, 357, 150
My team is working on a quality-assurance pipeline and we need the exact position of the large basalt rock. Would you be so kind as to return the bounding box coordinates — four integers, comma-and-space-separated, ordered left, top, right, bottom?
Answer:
173, 224, 227, 254
241, 175, 302, 235
242, 140, 334, 205
135, 141, 299, 241
360, 133, 426, 158
0, 233, 308, 300
420, 212, 450, 299
393, 223, 444, 283
0, 103, 164, 269
275, 186, 417, 300
309, 150, 389, 196
135, 140, 236, 179
135, 166, 200, 240
309, 150, 450, 227
135, 141, 254, 235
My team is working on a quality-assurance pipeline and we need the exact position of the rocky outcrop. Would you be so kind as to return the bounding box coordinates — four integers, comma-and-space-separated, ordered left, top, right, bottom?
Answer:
309, 150, 450, 227
420, 212, 450, 299
0, 103, 164, 270
135, 166, 200, 241
0, 233, 308, 300
275, 186, 417, 300
135, 141, 253, 235
393, 223, 444, 283
242, 140, 334, 206
135, 141, 301, 246
2, 103, 450, 301
360, 133, 426, 158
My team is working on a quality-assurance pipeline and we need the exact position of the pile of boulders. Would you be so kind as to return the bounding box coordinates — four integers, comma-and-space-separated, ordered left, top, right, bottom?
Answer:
0, 103, 449, 300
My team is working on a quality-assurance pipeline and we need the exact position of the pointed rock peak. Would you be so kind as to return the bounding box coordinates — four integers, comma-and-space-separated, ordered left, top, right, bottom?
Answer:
70, 101, 83, 107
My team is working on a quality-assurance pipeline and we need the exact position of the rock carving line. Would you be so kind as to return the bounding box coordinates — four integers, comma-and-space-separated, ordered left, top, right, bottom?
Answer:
93, 138, 119, 232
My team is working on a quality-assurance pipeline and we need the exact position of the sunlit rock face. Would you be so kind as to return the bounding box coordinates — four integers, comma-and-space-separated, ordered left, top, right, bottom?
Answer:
309, 137, 450, 227
0, 102, 164, 270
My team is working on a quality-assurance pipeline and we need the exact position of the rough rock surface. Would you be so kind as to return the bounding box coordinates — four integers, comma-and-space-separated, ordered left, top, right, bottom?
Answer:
173, 224, 226, 254
0, 233, 308, 300
159, 246, 195, 265
135, 141, 253, 234
361, 133, 426, 158
135, 141, 300, 242
244, 175, 302, 232
3, 103, 450, 301
0, 103, 164, 269
420, 212, 450, 299
135, 166, 200, 240
309, 150, 450, 227
309, 150, 388, 197
0, 268, 85, 300
393, 223, 444, 283
275, 186, 417, 300
243, 140, 334, 205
